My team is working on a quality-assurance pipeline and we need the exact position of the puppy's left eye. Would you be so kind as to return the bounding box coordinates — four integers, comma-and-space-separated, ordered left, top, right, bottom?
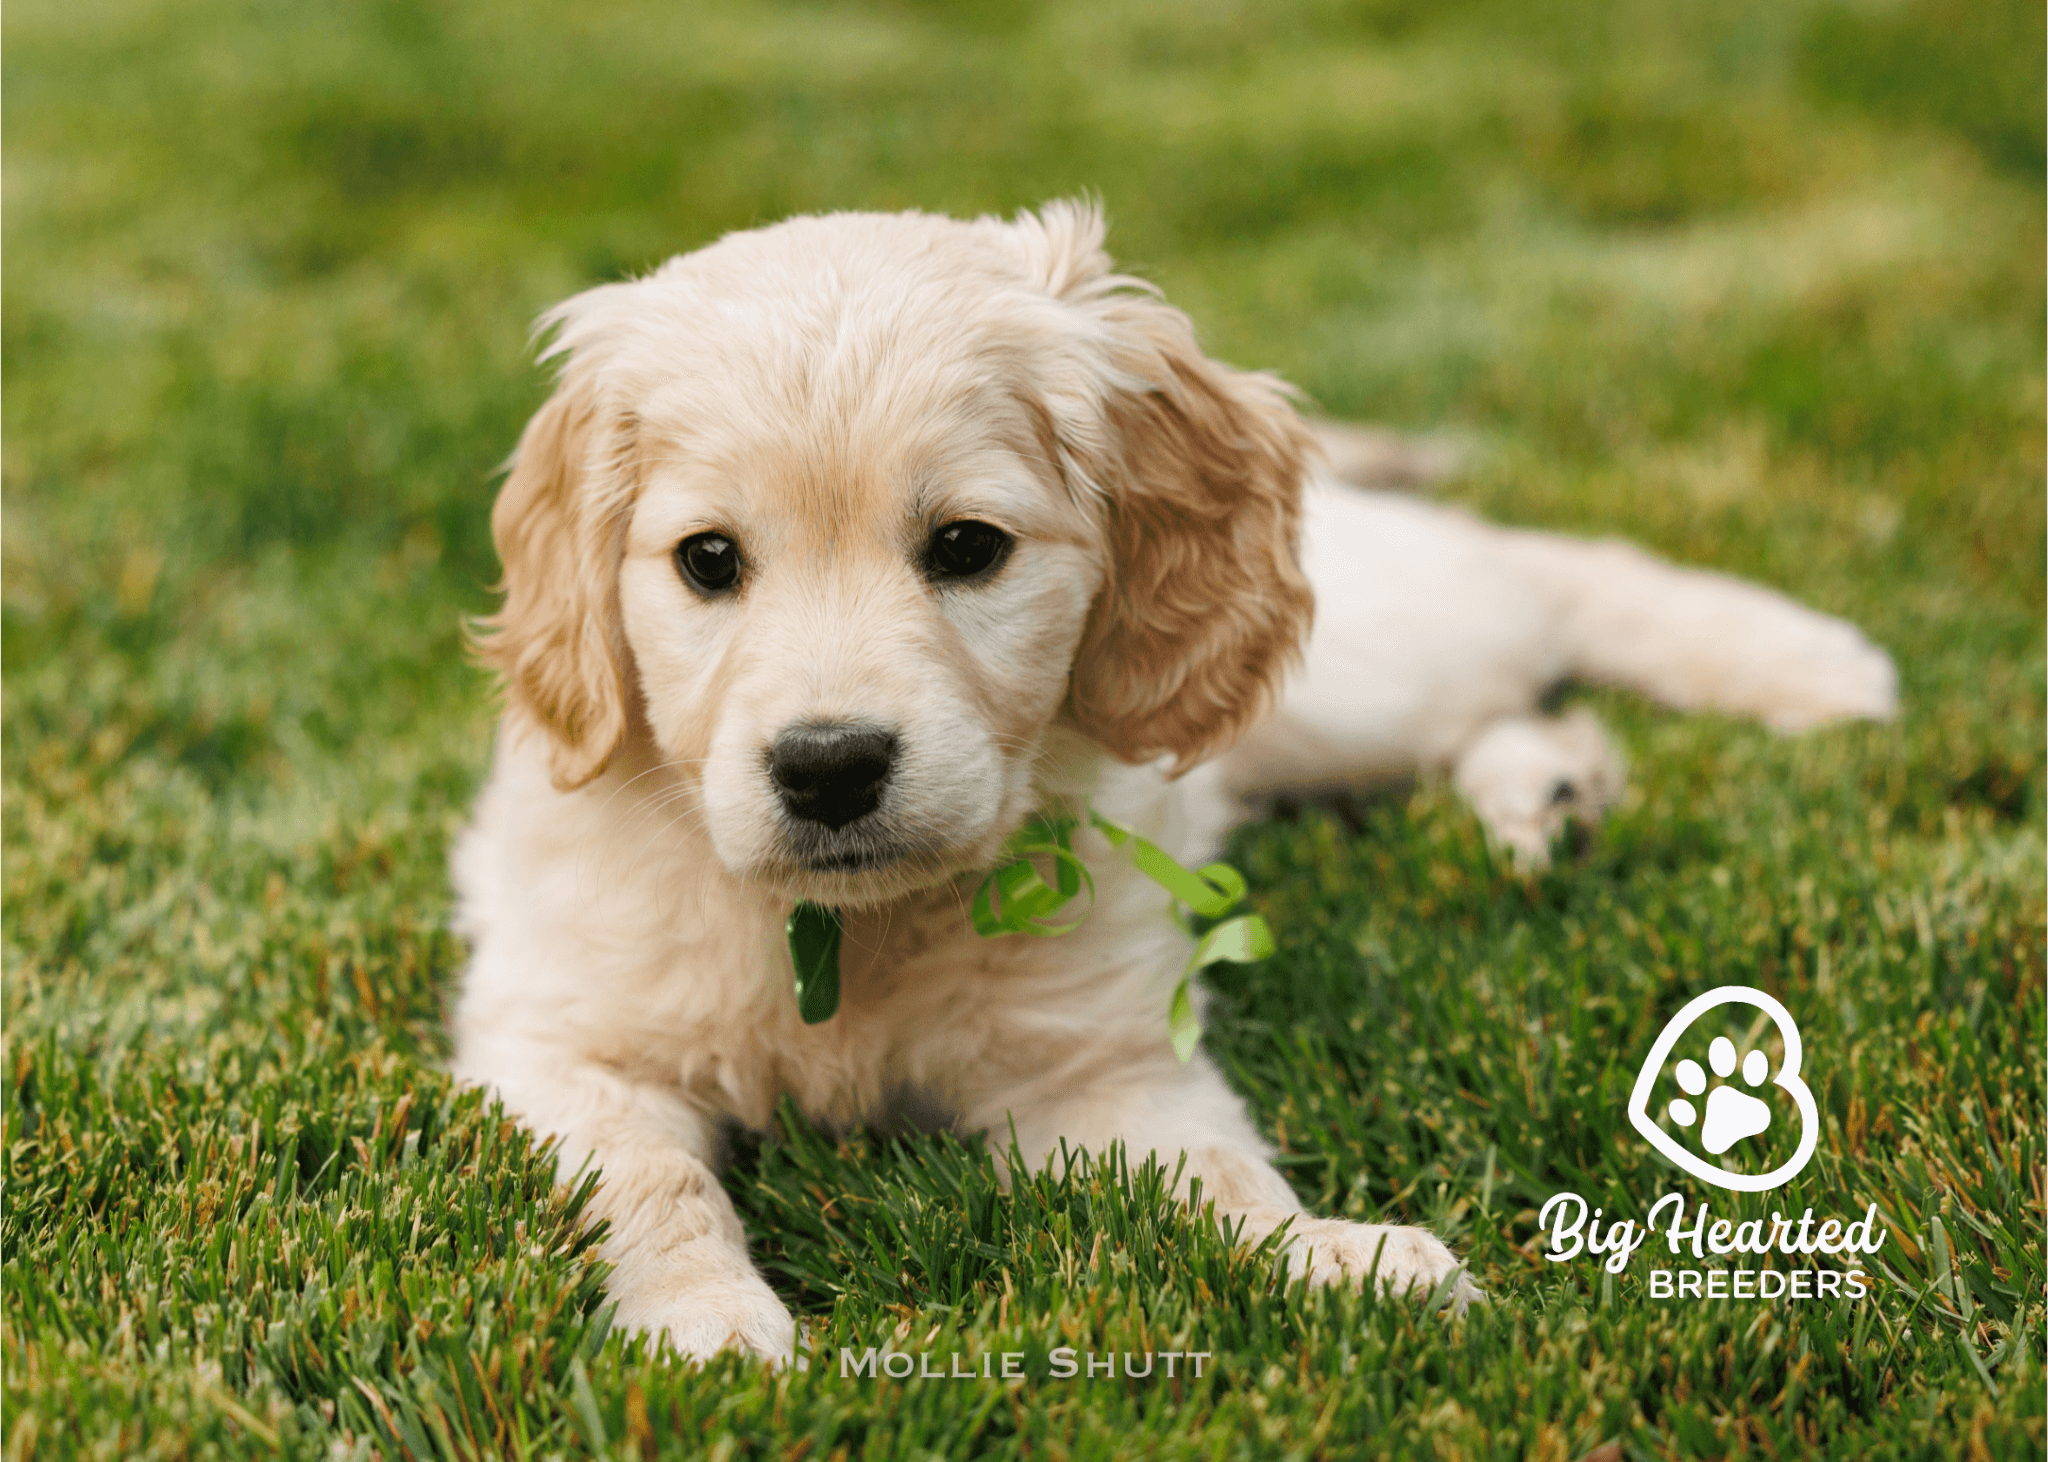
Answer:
924, 520, 1012, 581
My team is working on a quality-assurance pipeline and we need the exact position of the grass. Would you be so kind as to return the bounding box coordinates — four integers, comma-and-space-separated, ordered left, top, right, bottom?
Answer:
3, 0, 2042, 1456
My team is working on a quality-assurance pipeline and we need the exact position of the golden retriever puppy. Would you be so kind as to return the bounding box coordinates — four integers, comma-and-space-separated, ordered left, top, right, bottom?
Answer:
449, 202, 1893, 1362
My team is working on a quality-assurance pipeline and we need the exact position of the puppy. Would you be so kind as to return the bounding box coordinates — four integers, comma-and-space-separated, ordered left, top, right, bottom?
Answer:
449, 202, 1894, 1362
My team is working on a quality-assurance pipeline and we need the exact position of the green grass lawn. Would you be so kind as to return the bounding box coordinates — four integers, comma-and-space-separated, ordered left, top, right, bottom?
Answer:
5, 0, 2043, 1456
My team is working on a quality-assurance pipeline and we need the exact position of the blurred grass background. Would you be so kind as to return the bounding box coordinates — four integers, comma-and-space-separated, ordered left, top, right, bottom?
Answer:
3, 0, 2042, 1457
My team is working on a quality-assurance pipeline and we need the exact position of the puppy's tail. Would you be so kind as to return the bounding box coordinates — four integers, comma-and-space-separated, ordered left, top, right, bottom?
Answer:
1496, 530, 1898, 732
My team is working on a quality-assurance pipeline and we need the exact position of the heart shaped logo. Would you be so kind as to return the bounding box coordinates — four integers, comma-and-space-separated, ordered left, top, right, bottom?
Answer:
1627, 985, 1819, 1192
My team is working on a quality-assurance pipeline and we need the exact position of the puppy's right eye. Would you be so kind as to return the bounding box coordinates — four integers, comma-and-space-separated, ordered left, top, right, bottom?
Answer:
677, 532, 742, 595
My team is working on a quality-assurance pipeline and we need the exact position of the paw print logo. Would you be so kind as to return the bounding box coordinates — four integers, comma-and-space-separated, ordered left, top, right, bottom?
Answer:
1626, 986, 1819, 1192
1668, 1036, 1774, 1154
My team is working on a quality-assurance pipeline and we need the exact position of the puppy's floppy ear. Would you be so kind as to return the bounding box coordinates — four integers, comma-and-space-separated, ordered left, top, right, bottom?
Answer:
1019, 202, 1316, 774
472, 348, 636, 792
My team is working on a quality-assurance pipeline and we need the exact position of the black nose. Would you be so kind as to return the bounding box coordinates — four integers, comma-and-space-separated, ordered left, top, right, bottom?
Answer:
768, 723, 897, 830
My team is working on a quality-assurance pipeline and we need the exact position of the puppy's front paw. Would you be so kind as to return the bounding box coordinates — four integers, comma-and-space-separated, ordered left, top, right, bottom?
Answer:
612, 1273, 797, 1366
1280, 1217, 1482, 1314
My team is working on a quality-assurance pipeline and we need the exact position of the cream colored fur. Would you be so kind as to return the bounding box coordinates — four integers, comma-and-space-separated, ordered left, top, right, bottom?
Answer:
450, 202, 1895, 1364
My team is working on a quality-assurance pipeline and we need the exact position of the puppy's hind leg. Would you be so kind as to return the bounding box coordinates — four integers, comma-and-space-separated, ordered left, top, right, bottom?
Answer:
1497, 531, 1898, 732
1451, 708, 1627, 869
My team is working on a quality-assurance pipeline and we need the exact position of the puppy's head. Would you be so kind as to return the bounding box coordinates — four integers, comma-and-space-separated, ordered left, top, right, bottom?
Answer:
475, 202, 1313, 907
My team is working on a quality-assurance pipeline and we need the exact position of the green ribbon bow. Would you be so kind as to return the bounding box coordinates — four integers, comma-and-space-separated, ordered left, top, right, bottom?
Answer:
785, 805, 1274, 1061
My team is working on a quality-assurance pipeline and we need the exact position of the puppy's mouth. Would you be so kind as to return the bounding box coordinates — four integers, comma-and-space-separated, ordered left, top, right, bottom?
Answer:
799, 844, 911, 874
765, 812, 995, 909
778, 815, 933, 880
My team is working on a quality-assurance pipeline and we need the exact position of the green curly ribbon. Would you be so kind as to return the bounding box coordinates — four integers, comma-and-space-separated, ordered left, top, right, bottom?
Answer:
786, 806, 1273, 1056
968, 812, 1094, 938
967, 807, 1275, 1062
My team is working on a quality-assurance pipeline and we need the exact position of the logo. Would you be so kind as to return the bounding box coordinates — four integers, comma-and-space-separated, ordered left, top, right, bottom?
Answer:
1626, 984, 1819, 1192
1536, 984, 1888, 1301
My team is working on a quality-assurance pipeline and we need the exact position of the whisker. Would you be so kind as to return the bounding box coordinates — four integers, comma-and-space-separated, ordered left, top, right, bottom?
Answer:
574, 760, 719, 909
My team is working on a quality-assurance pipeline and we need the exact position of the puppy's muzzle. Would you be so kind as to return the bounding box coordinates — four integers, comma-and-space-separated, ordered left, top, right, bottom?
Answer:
768, 722, 897, 830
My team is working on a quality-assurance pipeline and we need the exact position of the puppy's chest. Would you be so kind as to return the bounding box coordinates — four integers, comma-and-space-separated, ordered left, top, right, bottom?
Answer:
614, 888, 1165, 1133
590, 891, 1000, 1127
